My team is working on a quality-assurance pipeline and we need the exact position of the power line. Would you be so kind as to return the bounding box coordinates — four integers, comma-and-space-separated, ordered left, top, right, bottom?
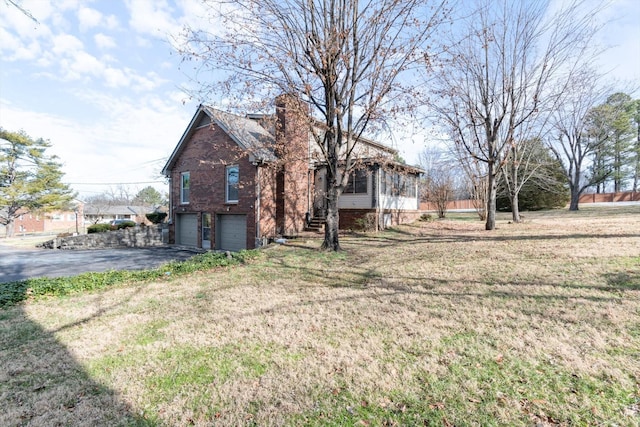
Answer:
65, 180, 166, 185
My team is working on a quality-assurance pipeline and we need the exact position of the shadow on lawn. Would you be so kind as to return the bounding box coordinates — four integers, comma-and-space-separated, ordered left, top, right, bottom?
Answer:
348, 228, 640, 250
267, 246, 634, 299
0, 285, 154, 426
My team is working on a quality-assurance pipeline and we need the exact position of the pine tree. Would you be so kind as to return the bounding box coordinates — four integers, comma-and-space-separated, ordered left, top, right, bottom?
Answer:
0, 128, 75, 237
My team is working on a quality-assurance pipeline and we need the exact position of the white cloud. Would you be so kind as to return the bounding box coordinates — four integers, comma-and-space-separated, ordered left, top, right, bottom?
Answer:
0, 95, 191, 198
135, 36, 152, 48
94, 33, 116, 50
103, 67, 130, 88
77, 7, 103, 32
126, 0, 180, 38
0, 28, 34, 60
12, 40, 41, 61
104, 14, 119, 30
68, 50, 103, 77
51, 33, 84, 55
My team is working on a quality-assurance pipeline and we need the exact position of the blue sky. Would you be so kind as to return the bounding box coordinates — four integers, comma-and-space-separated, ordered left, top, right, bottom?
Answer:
1, 0, 639, 200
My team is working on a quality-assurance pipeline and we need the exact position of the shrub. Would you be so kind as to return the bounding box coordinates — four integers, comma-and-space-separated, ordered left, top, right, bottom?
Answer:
88, 224, 112, 234
419, 213, 434, 222
354, 213, 377, 232
111, 220, 136, 230
146, 212, 168, 224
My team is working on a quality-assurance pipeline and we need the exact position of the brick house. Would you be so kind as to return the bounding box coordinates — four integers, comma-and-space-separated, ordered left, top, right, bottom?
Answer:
83, 204, 156, 225
162, 95, 422, 250
1, 202, 84, 236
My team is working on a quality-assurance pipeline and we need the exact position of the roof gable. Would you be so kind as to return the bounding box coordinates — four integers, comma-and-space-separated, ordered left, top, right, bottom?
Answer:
162, 105, 276, 176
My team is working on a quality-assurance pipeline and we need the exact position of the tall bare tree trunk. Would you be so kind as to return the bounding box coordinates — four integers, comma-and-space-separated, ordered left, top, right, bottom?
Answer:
509, 147, 521, 223
5, 219, 15, 238
511, 191, 520, 222
322, 177, 341, 251
485, 161, 497, 230
569, 189, 580, 211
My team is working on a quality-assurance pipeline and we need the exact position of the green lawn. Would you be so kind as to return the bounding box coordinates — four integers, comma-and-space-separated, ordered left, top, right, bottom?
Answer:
1, 206, 639, 426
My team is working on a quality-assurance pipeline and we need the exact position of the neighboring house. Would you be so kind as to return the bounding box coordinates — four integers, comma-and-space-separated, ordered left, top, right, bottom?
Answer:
162, 95, 422, 251
83, 205, 155, 225
0, 201, 84, 236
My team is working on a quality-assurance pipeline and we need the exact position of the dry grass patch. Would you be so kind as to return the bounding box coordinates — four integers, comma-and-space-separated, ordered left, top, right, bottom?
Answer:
1, 206, 639, 426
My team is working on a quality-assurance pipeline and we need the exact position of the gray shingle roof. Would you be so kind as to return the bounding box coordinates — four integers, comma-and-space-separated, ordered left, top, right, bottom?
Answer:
162, 105, 277, 176
203, 106, 276, 162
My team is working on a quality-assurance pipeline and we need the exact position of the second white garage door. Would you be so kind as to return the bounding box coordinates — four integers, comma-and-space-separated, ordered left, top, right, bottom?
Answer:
217, 214, 247, 252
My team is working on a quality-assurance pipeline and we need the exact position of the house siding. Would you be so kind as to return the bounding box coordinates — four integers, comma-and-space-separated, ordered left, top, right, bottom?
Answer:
340, 173, 374, 209
169, 125, 258, 249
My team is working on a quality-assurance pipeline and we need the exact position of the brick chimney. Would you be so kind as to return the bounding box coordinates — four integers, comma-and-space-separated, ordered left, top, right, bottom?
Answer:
274, 94, 310, 236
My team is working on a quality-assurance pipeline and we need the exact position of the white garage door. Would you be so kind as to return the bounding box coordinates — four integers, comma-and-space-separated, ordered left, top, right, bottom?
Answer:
177, 214, 198, 247
217, 214, 247, 252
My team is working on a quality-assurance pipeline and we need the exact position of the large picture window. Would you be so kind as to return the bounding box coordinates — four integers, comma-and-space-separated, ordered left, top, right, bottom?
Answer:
381, 170, 417, 198
180, 171, 190, 204
226, 165, 239, 203
345, 168, 368, 194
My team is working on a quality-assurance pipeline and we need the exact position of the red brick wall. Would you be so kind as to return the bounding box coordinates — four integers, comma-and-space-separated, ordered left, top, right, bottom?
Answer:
339, 209, 374, 230
257, 165, 277, 238
339, 208, 423, 230
12, 208, 82, 234
12, 210, 44, 233
169, 124, 260, 248
275, 95, 311, 236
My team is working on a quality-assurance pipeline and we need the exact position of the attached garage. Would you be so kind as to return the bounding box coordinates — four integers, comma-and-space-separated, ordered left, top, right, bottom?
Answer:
177, 213, 198, 247
216, 214, 247, 251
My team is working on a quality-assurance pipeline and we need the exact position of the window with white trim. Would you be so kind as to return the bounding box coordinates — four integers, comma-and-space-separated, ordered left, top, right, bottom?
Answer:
180, 172, 190, 204
345, 169, 368, 194
226, 165, 239, 203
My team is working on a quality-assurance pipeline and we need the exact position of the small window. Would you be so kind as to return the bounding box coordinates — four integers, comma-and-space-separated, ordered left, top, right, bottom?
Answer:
346, 169, 368, 194
226, 165, 239, 203
181, 172, 190, 204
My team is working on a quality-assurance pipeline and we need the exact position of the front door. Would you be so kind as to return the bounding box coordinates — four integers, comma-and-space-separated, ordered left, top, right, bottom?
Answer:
202, 213, 211, 249
313, 168, 327, 218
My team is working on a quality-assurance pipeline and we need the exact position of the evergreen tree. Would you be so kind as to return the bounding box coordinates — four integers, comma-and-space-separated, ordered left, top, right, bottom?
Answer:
133, 186, 165, 207
606, 93, 634, 192
0, 128, 75, 237
497, 140, 569, 211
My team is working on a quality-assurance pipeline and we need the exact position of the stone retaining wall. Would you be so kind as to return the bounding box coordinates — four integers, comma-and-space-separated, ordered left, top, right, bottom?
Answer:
39, 225, 166, 250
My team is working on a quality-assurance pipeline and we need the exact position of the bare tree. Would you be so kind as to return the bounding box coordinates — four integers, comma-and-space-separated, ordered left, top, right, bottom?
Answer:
177, 0, 448, 251
418, 147, 457, 218
454, 146, 488, 221
500, 136, 561, 215
426, 0, 599, 229
2, 0, 38, 23
547, 69, 613, 210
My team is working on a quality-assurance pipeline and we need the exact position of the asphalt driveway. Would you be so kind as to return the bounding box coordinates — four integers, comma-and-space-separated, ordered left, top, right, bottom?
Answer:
0, 244, 202, 283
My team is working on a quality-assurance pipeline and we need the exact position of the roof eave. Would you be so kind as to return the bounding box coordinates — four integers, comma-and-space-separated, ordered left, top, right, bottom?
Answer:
162, 105, 208, 177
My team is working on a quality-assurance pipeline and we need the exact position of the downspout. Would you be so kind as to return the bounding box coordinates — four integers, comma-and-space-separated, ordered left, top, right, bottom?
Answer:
255, 164, 261, 246
168, 177, 173, 223
375, 167, 381, 231
307, 131, 312, 222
